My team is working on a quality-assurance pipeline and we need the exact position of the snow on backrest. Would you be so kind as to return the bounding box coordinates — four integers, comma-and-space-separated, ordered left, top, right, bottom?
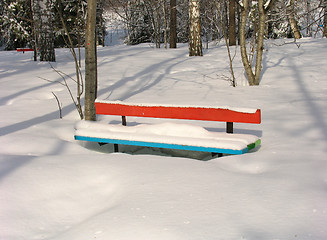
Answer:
95, 100, 261, 124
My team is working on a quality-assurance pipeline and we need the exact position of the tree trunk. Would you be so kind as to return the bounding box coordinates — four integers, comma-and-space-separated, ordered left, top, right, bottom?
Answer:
306, 1, 311, 37
97, 0, 105, 46
144, 1, 160, 48
28, 0, 38, 61
239, 0, 255, 85
32, 0, 55, 62
239, 0, 275, 85
254, 0, 266, 85
85, 0, 97, 121
170, 0, 177, 48
162, 1, 168, 49
154, 2, 161, 48
189, 0, 202, 56
228, 0, 236, 46
324, 0, 327, 38
287, 0, 301, 39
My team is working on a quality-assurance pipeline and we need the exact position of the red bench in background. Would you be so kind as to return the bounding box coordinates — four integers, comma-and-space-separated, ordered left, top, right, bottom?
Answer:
16, 48, 34, 53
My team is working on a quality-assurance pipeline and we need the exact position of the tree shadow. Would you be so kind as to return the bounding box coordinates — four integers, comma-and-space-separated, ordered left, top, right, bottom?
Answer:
261, 41, 327, 152
0, 48, 189, 136
0, 154, 36, 181
97, 50, 189, 101
286, 51, 327, 144
260, 41, 305, 84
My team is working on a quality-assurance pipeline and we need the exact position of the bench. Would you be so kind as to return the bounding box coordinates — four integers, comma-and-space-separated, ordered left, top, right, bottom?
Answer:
74, 100, 261, 157
16, 48, 34, 53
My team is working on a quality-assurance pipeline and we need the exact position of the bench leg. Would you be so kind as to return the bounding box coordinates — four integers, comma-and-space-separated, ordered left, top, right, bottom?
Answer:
212, 152, 223, 158
122, 116, 127, 126
98, 142, 108, 146
227, 122, 233, 133
114, 144, 119, 152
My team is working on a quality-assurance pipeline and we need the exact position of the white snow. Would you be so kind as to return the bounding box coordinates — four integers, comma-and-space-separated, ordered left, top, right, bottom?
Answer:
1, 37, 327, 240
95, 99, 259, 113
75, 120, 259, 150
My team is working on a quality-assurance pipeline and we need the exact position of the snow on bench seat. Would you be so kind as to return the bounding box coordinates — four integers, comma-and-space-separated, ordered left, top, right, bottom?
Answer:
75, 121, 260, 155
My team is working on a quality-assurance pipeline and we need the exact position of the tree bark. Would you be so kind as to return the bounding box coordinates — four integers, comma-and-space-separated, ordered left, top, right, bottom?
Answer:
306, 1, 311, 37
97, 0, 105, 46
85, 0, 97, 121
239, 0, 275, 85
254, 0, 266, 85
28, 0, 38, 61
170, 0, 177, 48
239, 0, 255, 85
189, 0, 203, 56
287, 0, 301, 39
324, 0, 327, 38
228, 0, 236, 46
162, 1, 168, 49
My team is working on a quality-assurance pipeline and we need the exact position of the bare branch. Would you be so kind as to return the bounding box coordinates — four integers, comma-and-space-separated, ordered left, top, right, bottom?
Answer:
52, 92, 62, 119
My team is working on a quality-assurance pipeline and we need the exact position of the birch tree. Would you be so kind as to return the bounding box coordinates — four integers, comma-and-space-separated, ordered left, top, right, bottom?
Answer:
238, 0, 275, 85
189, 0, 203, 56
286, 0, 301, 39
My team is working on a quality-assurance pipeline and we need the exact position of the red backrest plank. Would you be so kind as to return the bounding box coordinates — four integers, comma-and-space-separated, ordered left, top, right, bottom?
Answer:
95, 102, 261, 124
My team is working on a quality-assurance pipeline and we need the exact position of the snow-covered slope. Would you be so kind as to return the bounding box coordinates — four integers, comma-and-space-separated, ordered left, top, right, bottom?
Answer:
1, 38, 327, 240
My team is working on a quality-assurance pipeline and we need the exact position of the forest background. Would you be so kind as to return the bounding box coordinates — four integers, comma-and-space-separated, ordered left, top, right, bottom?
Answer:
1, 0, 326, 53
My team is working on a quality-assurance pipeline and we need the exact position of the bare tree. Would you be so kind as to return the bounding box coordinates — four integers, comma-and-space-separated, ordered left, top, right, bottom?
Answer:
54, 0, 84, 119
85, 0, 97, 121
144, 0, 162, 48
238, 0, 275, 86
170, 0, 177, 48
324, 0, 327, 37
213, 1, 236, 87
97, 0, 106, 46
189, 0, 203, 56
229, 0, 236, 46
32, 0, 55, 62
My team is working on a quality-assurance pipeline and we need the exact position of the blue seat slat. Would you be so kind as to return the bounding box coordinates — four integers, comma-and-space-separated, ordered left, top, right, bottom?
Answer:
74, 135, 249, 155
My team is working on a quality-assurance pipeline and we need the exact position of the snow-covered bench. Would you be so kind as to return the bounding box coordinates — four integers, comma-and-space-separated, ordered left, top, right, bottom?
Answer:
74, 100, 261, 157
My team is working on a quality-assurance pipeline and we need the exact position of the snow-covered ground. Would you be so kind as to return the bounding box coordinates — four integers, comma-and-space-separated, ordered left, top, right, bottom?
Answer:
1, 38, 327, 240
